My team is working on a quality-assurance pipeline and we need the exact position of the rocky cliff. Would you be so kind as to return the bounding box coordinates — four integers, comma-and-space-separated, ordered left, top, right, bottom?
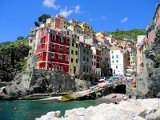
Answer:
1, 69, 76, 99
136, 29, 160, 97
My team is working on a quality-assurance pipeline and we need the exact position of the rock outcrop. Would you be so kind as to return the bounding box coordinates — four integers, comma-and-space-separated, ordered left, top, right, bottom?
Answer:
0, 69, 76, 99
136, 41, 160, 98
36, 98, 160, 120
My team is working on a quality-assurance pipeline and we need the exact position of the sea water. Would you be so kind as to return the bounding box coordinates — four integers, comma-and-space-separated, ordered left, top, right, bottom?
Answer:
0, 100, 99, 120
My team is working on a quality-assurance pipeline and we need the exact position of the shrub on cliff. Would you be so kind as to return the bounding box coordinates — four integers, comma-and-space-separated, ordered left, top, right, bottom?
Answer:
0, 37, 30, 82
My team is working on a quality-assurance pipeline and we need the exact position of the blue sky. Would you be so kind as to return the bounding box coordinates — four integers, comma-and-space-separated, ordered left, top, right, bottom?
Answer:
0, 0, 159, 42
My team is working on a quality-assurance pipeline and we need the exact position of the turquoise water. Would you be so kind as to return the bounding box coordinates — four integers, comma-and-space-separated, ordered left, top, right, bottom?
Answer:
0, 100, 99, 120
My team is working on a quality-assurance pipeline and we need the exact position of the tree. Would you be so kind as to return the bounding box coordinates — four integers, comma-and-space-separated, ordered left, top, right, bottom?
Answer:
34, 21, 40, 27
38, 14, 51, 23
34, 14, 51, 27
16, 36, 24, 41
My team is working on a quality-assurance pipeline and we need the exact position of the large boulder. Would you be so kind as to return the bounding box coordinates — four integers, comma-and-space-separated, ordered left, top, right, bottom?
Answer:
36, 99, 160, 120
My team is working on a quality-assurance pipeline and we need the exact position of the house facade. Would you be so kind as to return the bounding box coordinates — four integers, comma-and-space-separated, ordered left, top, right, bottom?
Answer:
35, 28, 71, 73
91, 45, 102, 76
69, 33, 79, 76
110, 47, 125, 75
136, 35, 146, 74
146, 4, 160, 47
78, 42, 92, 75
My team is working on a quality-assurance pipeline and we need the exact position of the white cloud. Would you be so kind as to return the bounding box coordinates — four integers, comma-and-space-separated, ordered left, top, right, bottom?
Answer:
75, 5, 80, 14
43, 0, 60, 10
121, 17, 128, 23
59, 7, 73, 18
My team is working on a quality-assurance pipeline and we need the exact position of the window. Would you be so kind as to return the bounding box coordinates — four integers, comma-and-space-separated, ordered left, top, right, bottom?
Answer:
87, 50, 89, 54
72, 43, 74, 47
50, 53, 54, 60
59, 46, 63, 51
116, 60, 118, 63
66, 56, 69, 62
76, 59, 78, 63
112, 60, 114, 63
66, 39, 70, 45
66, 48, 69, 54
30, 39, 32, 44
71, 50, 74, 54
116, 66, 118, 69
67, 31, 70, 35
71, 58, 73, 62
58, 55, 62, 60
94, 56, 96, 59
116, 55, 118, 58
83, 66, 86, 72
57, 35, 61, 42
75, 51, 78, 55
51, 44, 55, 50
87, 67, 89, 72
94, 62, 96, 65
61, 37, 64, 43
72, 39, 75, 43
36, 54, 41, 59
111, 51, 113, 54
76, 44, 78, 48
59, 65, 62, 71
52, 35, 55, 41
83, 57, 85, 61
112, 56, 114, 59
87, 58, 89, 62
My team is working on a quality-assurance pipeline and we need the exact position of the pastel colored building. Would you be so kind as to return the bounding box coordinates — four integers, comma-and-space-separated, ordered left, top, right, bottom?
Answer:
35, 28, 71, 73
146, 4, 160, 47
136, 35, 145, 74
91, 45, 102, 76
78, 42, 92, 76
69, 33, 79, 76
110, 47, 125, 75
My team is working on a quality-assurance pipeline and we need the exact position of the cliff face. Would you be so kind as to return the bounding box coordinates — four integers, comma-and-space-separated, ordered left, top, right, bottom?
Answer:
2, 69, 76, 98
137, 30, 160, 97
0, 40, 30, 82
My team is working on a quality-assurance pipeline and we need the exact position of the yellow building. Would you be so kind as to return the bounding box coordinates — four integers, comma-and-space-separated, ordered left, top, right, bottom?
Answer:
69, 33, 79, 76
78, 22, 93, 38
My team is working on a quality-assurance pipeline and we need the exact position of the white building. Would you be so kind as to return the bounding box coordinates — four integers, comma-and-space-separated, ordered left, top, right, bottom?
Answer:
110, 47, 125, 75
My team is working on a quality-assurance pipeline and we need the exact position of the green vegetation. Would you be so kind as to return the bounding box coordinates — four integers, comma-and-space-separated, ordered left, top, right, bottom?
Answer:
154, 28, 160, 43
0, 37, 30, 82
110, 29, 145, 40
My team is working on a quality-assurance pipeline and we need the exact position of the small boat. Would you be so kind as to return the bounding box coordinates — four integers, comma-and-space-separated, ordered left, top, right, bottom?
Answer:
38, 96, 62, 102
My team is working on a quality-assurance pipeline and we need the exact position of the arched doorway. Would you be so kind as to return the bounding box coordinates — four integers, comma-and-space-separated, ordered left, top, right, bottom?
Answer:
114, 85, 126, 94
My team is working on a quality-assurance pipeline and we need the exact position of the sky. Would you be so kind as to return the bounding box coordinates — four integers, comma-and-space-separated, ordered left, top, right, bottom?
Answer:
0, 0, 159, 42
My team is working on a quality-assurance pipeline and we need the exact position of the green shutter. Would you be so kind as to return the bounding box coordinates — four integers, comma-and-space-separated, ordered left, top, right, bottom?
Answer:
51, 53, 54, 60
59, 46, 63, 51
61, 37, 64, 43
58, 55, 62, 60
